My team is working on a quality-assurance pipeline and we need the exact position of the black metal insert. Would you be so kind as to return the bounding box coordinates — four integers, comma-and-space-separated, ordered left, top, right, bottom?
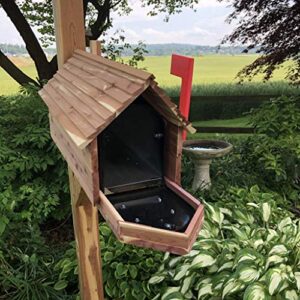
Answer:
108, 186, 194, 232
98, 96, 195, 232
98, 96, 165, 193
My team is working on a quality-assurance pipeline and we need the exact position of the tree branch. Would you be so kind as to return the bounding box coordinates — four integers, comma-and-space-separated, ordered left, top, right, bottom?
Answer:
0, 49, 38, 86
0, 0, 54, 81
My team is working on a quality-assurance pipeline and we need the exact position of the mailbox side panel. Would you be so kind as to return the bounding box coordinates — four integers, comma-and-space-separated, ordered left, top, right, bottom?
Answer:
164, 123, 183, 185
50, 116, 99, 204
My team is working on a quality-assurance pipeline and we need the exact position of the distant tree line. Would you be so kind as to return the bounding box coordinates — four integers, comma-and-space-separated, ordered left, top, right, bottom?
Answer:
1, 43, 255, 57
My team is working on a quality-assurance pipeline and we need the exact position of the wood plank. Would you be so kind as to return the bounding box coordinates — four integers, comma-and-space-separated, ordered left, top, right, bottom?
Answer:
52, 0, 85, 69
58, 68, 100, 99
50, 78, 104, 129
164, 123, 183, 184
53, 1, 104, 299
164, 177, 200, 209
185, 205, 204, 241
50, 117, 95, 201
75, 49, 152, 81
44, 83, 96, 138
97, 192, 123, 237
121, 236, 189, 255
119, 221, 188, 248
90, 40, 102, 56
53, 73, 113, 122
70, 171, 104, 300
195, 126, 254, 134
68, 57, 144, 95
89, 139, 100, 204
73, 53, 148, 86
105, 86, 133, 104
64, 61, 112, 91
39, 89, 63, 118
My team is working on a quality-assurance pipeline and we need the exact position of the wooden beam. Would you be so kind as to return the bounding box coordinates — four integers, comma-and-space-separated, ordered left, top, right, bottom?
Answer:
53, 0, 86, 68
90, 40, 102, 56
52, 1, 104, 299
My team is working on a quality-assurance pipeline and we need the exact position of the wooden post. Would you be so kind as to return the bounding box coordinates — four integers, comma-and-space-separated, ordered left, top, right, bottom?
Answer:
52, 1, 104, 299
90, 40, 102, 56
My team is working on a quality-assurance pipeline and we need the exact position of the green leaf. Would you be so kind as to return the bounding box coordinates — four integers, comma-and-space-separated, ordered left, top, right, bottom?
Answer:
284, 290, 298, 300
243, 283, 270, 300
198, 284, 212, 299
181, 275, 193, 295
129, 265, 138, 279
174, 264, 190, 281
278, 217, 292, 232
262, 202, 271, 223
269, 245, 289, 256
222, 278, 243, 298
295, 272, 300, 291
266, 269, 284, 295
191, 253, 216, 269
161, 287, 183, 300
149, 275, 165, 285
238, 265, 260, 283
54, 280, 68, 291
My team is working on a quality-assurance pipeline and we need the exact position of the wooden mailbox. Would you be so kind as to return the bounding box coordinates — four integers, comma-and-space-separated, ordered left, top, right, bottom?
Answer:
39, 49, 204, 255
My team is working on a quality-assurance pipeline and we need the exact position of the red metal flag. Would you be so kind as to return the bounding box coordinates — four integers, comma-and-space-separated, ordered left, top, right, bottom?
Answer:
171, 54, 194, 140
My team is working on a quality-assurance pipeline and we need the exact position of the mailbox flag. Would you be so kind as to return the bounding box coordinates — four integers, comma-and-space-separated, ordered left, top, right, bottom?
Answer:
171, 54, 194, 140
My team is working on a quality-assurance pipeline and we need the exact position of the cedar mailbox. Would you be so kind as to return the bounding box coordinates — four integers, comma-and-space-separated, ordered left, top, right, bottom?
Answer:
39, 49, 204, 255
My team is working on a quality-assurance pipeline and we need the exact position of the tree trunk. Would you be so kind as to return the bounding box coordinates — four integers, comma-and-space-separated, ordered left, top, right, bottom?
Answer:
0, 50, 38, 86
0, 0, 54, 81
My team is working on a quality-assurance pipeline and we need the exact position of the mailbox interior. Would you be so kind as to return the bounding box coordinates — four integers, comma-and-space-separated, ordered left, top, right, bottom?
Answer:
98, 96, 196, 233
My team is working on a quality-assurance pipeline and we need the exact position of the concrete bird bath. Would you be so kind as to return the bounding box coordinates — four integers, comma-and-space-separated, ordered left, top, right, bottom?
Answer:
183, 140, 233, 191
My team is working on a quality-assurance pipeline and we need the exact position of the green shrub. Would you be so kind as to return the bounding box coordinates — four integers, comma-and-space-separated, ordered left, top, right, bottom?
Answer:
0, 92, 69, 236
55, 223, 164, 300
148, 188, 300, 299
241, 96, 300, 200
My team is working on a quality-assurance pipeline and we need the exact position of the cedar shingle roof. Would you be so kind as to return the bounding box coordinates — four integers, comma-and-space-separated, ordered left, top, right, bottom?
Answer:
39, 49, 194, 148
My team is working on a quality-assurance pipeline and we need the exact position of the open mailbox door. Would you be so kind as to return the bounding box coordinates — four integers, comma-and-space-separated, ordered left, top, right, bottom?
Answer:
98, 96, 204, 255
39, 49, 204, 255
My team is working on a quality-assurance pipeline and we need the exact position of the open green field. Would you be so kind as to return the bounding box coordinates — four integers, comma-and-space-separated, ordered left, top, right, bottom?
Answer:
0, 54, 293, 96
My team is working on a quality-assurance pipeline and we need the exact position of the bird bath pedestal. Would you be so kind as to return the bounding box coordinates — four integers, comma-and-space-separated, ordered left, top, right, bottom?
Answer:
183, 140, 233, 191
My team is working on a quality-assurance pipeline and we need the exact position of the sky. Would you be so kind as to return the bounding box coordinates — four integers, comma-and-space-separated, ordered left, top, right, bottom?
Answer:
0, 0, 233, 46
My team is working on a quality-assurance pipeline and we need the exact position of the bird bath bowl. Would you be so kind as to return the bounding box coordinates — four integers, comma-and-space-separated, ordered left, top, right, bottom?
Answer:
183, 140, 233, 191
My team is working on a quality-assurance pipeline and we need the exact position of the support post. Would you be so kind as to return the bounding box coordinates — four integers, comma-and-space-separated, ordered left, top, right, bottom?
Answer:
52, 1, 104, 299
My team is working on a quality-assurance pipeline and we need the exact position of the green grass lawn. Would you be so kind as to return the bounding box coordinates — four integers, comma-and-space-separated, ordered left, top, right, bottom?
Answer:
0, 58, 36, 95
192, 116, 250, 128
0, 54, 293, 96
140, 55, 289, 87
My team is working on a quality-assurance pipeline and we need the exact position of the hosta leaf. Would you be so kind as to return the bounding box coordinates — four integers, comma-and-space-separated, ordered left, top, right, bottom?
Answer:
266, 269, 285, 295
198, 284, 212, 299
231, 226, 248, 240
222, 278, 243, 299
174, 264, 190, 281
262, 202, 271, 223
269, 245, 289, 256
161, 287, 183, 300
278, 217, 292, 232
284, 290, 298, 300
243, 283, 270, 300
218, 261, 233, 272
168, 257, 182, 268
238, 265, 260, 283
54, 280, 68, 291
266, 255, 286, 268
235, 249, 260, 265
181, 275, 194, 295
295, 272, 300, 291
191, 253, 216, 269
149, 275, 165, 285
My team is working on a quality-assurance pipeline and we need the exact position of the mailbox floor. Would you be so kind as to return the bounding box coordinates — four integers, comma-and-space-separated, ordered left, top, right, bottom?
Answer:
108, 186, 195, 232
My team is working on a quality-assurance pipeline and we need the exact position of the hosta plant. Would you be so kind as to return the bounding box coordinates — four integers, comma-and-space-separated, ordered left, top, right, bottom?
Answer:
148, 193, 300, 299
